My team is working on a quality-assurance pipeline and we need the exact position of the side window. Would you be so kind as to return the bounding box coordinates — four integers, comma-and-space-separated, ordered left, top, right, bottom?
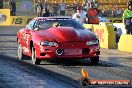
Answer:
39, 22, 53, 29
26, 20, 35, 30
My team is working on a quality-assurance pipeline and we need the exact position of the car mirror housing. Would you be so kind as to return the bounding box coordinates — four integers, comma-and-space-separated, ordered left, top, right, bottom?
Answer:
34, 27, 39, 31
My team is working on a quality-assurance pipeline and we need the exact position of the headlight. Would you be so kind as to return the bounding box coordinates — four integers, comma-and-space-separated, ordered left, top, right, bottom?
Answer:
40, 41, 58, 47
86, 40, 99, 46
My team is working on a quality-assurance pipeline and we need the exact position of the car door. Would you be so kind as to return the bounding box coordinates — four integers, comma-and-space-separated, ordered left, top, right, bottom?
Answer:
22, 20, 36, 53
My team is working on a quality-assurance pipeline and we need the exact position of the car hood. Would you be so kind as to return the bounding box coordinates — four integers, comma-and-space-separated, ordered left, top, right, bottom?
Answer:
35, 27, 97, 42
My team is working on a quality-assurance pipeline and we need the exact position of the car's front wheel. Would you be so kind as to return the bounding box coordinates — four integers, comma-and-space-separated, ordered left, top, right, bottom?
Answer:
31, 47, 41, 65
18, 42, 25, 60
90, 56, 99, 65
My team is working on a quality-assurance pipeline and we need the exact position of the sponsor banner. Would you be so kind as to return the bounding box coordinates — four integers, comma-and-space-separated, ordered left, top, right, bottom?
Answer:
89, 80, 131, 85
6, 16, 123, 26
80, 68, 131, 87
0, 9, 10, 26
10, 16, 35, 26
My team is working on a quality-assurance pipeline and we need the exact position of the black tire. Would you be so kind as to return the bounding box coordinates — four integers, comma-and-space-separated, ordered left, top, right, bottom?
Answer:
17, 42, 25, 60
31, 47, 41, 65
90, 56, 99, 65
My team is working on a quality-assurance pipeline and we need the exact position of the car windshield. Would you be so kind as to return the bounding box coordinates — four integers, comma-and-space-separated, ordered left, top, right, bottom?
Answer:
34, 18, 85, 30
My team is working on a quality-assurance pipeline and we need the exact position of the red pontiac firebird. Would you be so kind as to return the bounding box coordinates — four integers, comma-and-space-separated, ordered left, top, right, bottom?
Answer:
17, 17, 100, 65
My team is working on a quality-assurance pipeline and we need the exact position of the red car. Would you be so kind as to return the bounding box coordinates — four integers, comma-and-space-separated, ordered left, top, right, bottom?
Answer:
17, 17, 100, 65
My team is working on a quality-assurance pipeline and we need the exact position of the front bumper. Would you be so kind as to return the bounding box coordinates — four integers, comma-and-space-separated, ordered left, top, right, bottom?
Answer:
35, 42, 100, 59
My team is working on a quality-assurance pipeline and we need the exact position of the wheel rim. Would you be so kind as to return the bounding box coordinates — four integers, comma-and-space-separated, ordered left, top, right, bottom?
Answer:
18, 44, 22, 60
32, 47, 36, 64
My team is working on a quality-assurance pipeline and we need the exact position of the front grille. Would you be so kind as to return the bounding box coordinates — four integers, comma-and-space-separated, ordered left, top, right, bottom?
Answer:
59, 42, 85, 48
82, 48, 90, 55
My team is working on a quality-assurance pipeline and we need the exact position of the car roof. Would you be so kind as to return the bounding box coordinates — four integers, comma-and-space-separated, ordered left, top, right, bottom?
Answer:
34, 16, 72, 20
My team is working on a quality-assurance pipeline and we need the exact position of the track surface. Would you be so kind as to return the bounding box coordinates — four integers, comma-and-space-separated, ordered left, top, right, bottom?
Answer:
0, 26, 132, 88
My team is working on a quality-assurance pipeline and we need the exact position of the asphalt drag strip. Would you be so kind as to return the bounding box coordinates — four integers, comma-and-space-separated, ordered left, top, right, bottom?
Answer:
0, 54, 79, 88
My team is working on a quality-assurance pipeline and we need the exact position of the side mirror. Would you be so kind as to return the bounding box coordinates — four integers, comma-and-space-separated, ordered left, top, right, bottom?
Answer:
34, 27, 39, 31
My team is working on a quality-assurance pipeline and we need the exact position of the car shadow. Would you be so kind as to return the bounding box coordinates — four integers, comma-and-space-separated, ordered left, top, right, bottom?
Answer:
40, 58, 132, 68
40, 59, 101, 66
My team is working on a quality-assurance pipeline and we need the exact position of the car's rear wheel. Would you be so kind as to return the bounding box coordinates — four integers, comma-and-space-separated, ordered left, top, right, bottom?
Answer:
90, 56, 99, 64
31, 47, 41, 65
18, 42, 25, 60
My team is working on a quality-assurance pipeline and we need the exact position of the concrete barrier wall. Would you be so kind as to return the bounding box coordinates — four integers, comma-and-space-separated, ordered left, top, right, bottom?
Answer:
94, 22, 116, 49
84, 22, 116, 49
118, 35, 132, 52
